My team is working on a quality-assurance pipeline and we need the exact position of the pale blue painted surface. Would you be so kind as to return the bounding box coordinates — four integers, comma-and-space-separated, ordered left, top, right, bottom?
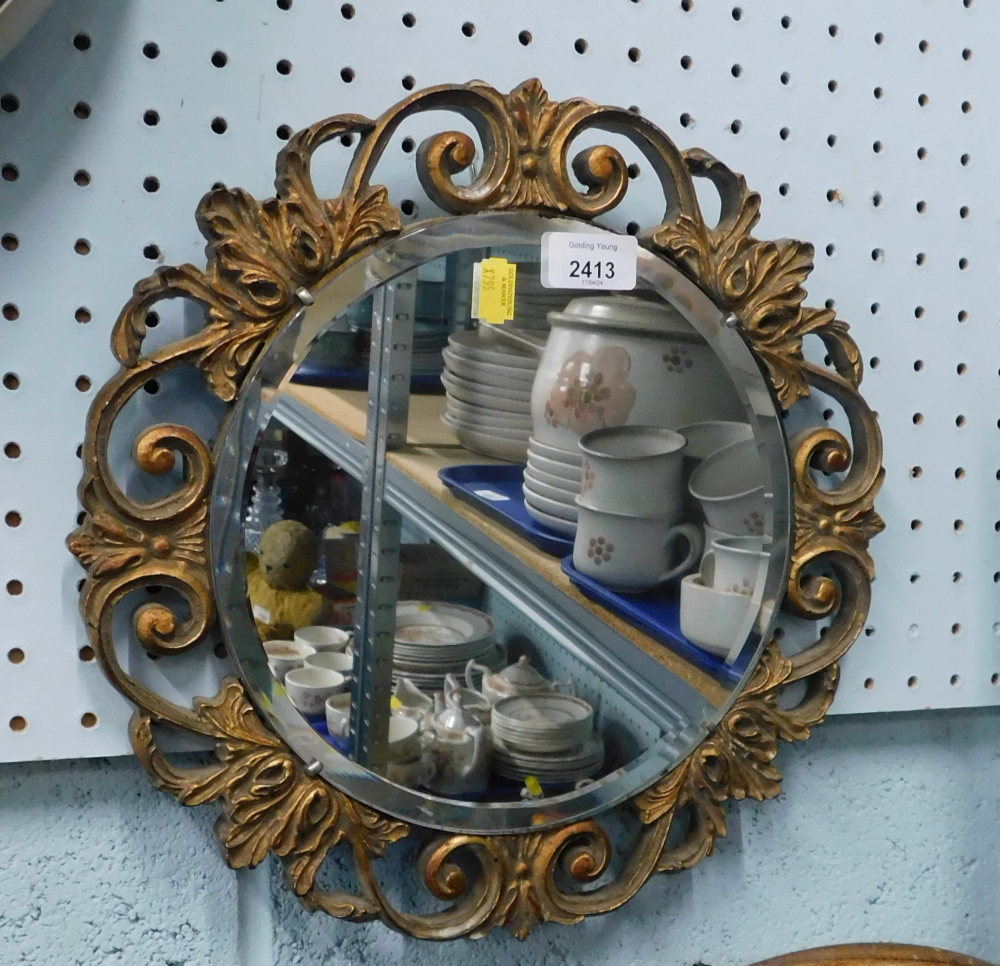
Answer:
3, 709, 998, 964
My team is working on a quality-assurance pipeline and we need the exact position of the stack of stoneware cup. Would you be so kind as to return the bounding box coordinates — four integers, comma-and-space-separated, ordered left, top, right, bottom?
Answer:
571, 426, 703, 592
440, 328, 536, 460
680, 435, 769, 663
490, 693, 603, 784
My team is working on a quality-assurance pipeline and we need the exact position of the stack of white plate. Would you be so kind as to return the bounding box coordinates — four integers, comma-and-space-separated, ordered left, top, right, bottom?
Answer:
491, 733, 605, 784
358, 325, 450, 376
523, 437, 582, 536
490, 694, 603, 783
441, 329, 537, 461
392, 601, 505, 692
513, 265, 570, 332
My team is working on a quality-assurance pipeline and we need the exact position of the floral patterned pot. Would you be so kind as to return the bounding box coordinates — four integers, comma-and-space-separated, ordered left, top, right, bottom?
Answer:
493, 295, 745, 453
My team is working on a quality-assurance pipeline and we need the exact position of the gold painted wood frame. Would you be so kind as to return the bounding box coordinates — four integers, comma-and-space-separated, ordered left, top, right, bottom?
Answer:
67, 79, 883, 940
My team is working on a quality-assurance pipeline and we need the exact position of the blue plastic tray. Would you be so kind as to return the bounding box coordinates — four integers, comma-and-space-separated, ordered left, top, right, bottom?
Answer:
561, 557, 750, 685
438, 464, 574, 558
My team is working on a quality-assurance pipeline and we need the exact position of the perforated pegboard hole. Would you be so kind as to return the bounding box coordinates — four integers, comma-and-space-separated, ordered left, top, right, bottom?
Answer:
74, 306, 91, 323
80, 712, 98, 728
73, 238, 90, 255
73, 169, 90, 186
908, 676, 918, 688
864, 677, 874, 690
7, 647, 23, 664
9, 716, 25, 732
142, 41, 159, 59
211, 116, 228, 134
2, 163, 18, 181
3, 373, 19, 390
909, 572, 919, 583
3, 303, 18, 320
142, 176, 159, 192
74, 375, 91, 392
143, 244, 160, 260
2, 233, 18, 251
950, 674, 961, 686
143, 109, 159, 126
5, 511, 21, 527
78, 645, 95, 662
401, 75, 415, 90
953, 519, 964, 531
6, 580, 23, 595
73, 101, 91, 119
277, 0, 291, 9
951, 623, 962, 635
3, 442, 20, 458
340, 3, 353, 17
276, 59, 292, 75
956, 414, 967, 427
276, 124, 292, 140
0, 94, 19, 113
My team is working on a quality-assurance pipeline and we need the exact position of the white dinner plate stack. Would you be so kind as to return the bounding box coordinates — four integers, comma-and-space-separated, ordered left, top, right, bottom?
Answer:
523, 436, 582, 536
358, 325, 450, 376
512, 264, 570, 333
490, 694, 603, 784
441, 329, 537, 461
391, 601, 505, 692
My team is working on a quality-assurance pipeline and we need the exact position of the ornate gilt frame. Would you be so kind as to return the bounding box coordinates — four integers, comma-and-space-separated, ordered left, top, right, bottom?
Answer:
67, 79, 883, 940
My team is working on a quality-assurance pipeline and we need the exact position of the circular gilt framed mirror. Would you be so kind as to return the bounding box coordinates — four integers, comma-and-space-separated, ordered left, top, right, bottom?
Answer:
68, 79, 883, 939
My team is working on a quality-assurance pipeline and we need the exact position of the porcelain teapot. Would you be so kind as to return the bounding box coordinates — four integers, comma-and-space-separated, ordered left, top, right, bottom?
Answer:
466, 655, 570, 706
443, 672, 492, 724
425, 692, 490, 796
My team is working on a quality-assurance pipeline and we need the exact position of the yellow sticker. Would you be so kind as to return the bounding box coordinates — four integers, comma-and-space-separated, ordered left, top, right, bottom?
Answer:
472, 257, 517, 325
390, 695, 403, 711
524, 775, 542, 796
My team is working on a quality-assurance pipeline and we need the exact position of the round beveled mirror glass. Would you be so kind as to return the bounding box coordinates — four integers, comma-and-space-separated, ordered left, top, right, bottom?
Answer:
211, 211, 791, 833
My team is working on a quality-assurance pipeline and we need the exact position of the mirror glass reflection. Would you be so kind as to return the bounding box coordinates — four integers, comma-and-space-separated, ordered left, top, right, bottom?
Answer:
212, 212, 790, 832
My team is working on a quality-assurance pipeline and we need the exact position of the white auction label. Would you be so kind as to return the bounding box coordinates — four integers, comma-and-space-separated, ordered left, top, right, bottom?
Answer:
540, 231, 637, 290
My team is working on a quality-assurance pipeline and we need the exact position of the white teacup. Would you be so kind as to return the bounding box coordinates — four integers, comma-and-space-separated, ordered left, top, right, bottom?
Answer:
264, 639, 315, 683
294, 625, 351, 653
325, 692, 352, 738
688, 438, 766, 536
305, 650, 354, 680
706, 535, 767, 596
388, 714, 421, 761
573, 501, 703, 593
577, 426, 686, 517
284, 667, 346, 715
679, 574, 753, 663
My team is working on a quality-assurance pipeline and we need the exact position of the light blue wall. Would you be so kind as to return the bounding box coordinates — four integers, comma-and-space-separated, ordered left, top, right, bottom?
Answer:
4, 708, 998, 964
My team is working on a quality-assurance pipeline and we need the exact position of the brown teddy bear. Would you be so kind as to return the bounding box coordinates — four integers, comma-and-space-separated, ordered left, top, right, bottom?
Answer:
246, 520, 330, 640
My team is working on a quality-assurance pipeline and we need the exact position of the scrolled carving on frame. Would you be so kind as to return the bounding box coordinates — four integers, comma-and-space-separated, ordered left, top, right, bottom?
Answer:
67, 79, 883, 940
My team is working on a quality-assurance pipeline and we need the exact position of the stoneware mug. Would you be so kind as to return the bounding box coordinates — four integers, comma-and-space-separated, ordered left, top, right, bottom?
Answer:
573, 500, 703, 592
688, 438, 767, 536
283, 667, 347, 715
264, 639, 315, 683
577, 425, 687, 517
676, 420, 754, 517
294, 625, 351, 653
705, 535, 767, 596
679, 573, 753, 663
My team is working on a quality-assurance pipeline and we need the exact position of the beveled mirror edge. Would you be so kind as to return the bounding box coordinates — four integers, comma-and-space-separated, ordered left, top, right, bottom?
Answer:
66, 78, 884, 940
208, 210, 793, 834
